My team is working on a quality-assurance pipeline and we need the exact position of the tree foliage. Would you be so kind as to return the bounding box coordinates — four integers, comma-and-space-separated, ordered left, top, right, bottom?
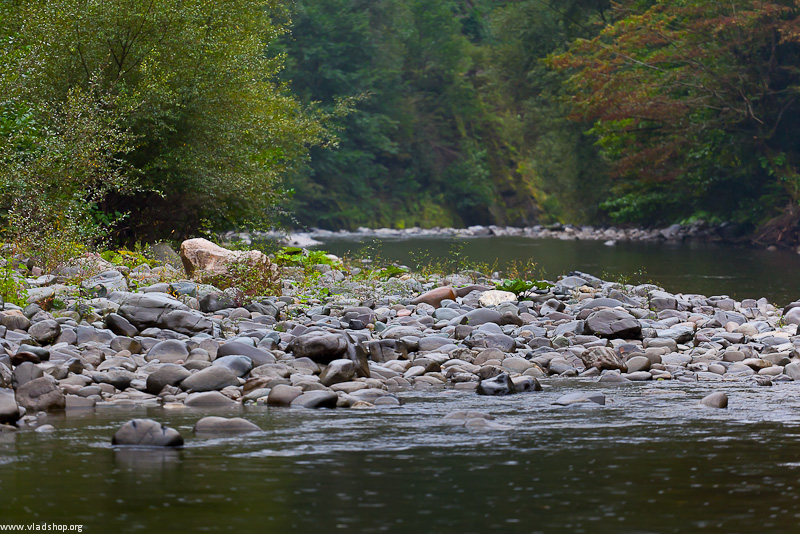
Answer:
550, 0, 800, 226
0, 0, 331, 248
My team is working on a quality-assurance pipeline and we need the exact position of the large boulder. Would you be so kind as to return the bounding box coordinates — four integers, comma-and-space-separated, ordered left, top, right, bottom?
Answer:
15, 377, 66, 412
112, 419, 183, 447
584, 308, 642, 339
28, 319, 61, 345
216, 342, 275, 367
117, 293, 213, 335
180, 238, 267, 277
287, 330, 369, 377
146, 339, 190, 363
145, 364, 191, 394
476, 373, 516, 396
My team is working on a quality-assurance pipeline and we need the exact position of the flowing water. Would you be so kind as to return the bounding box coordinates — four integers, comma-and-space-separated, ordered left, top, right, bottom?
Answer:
3, 236, 800, 533
2, 381, 800, 533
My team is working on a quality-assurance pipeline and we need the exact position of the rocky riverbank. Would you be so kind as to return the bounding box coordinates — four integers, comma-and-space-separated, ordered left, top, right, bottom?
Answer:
226, 220, 759, 249
1, 239, 798, 444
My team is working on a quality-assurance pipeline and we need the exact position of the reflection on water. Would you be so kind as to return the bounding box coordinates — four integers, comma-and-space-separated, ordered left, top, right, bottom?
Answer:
313, 236, 800, 304
2, 381, 800, 532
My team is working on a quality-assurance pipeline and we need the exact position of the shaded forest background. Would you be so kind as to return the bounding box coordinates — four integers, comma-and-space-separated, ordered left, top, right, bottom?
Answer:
2, 0, 800, 251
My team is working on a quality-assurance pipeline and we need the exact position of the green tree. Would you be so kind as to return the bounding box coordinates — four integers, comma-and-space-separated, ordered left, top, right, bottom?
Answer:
0, 0, 330, 248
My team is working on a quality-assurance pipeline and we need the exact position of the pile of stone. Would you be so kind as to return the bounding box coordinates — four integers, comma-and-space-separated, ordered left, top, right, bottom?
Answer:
0, 239, 797, 445
231, 219, 745, 248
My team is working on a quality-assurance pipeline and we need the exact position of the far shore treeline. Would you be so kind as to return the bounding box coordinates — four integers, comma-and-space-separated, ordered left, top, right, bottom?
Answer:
3, 0, 800, 256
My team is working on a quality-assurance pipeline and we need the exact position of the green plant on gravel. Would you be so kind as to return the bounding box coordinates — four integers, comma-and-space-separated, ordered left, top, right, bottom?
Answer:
0, 258, 28, 306
197, 255, 281, 303
100, 246, 159, 269
494, 278, 554, 300
274, 247, 342, 272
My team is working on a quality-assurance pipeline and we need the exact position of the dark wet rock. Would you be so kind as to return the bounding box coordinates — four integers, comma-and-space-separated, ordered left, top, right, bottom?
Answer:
580, 347, 627, 372
476, 372, 516, 396
180, 366, 239, 392
287, 331, 347, 361
699, 392, 728, 408
585, 309, 642, 339
553, 392, 606, 406
194, 416, 261, 434
15, 377, 65, 412
105, 313, 139, 337
290, 390, 338, 409
145, 364, 191, 394
112, 419, 183, 447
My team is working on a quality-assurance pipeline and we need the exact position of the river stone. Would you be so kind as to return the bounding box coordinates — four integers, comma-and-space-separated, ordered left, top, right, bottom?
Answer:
463, 308, 502, 326
28, 319, 61, 345
194, 416, 261, 434
65, 394, 96, 410
478, 290, 516, 307
180, 238, 267, 277
433, 308, 462, 321
216, 342, 275, 367
212, 355, 253, 377
2, 312, 31, 331
699, 392, 728, 408
12, 362, 44, 388
476, 372, 516, 396
146, 339, 189, 363
105, 313, 139, 337
287, 331, 347, 361
580, 347, 627, 372
410, 286, 457, 308
95, 369, 135, 390
319, 359, 356, 387
784, 362, 800, 380
117, 293, 213, 335
553, 392, 606, 406
15, 377, 65, 412
585, 309, 642, 339
180, 366, 239, 392
83, 270, 127, 293
267, 384, 304, 406
145, 364, 191, 394
185, 391, 237, 407
625, 355, 651, 373
0, 389, 19, 425
290, 390, 338, 409
511, 375, 542, 392
112, 419, 183, 447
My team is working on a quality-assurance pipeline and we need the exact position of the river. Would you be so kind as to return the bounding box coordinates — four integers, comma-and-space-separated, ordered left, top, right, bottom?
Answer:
2, 235, 800, 533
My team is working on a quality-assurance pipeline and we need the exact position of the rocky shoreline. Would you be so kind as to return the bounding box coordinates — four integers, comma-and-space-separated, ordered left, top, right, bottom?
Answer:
226, 220, 760, 249
1, 239, 798, 445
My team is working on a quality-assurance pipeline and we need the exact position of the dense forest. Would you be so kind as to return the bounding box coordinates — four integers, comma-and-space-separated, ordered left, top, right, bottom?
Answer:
2, 0, 800, 251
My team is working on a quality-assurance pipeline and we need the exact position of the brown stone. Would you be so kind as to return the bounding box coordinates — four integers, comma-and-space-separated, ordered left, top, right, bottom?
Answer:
410, 286, 457, 308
